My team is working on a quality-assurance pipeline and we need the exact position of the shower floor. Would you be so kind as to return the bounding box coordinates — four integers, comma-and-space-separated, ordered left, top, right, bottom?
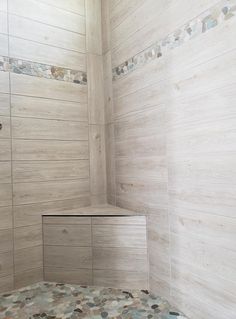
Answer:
0, 282, 187, 319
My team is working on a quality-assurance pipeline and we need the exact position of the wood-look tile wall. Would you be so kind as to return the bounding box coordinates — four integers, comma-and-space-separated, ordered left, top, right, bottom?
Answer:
105, 0, 236, 318
43, 215, 148, 289
0, 0, 106, 291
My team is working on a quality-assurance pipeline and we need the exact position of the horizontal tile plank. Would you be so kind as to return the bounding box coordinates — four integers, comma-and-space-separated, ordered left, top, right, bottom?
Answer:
44, 267, 92, 285
44, 245, 92, 269
13, 160, 89, 183
12, 139, 89, 160
43, 224, 91, 246
13, 179, 90, 205
12, 117, 88, 141
11, 95, 88, 122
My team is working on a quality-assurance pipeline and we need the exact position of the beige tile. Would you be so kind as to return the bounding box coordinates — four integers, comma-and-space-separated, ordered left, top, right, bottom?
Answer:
11, 73, 87, 103
93, 269, 148, 289
44, 267, 92, 285
0, 162, 11, 184
9, 14, 86, 53
0, 116, 11, 139
43, 216, 91, 225
0, 72, 9, 94
12, 139, 89, 160
0, 11, 7, 34
43, 224, 91, 246
0, 183, 12, 207
11, 95, 88, 122
40, 0, 85, 16
89, 125, 106, 195
13, 160, 89, 183
0, 34, 8, 56
9, 37, 86, 71
14, 224, 42, 250
13, 179, 90, 205
92, 225, 147, 248
44, 246, 92, 269
12, 117, 88, 141
0, 93, 10, 116
93, 247, 148, 272
14, 246, 43, 273
0, 139, 11, 161
87, 54, 105, 124
9, 0, 86, 34
85, 0, 102, 54
0, 252, 14, 278
0, 275, 14, 293
0, 206, 12, 230
13, 197, 90, 227
92, 216, 146, 225
14, 268, 43, 289
0, 229, 13, 253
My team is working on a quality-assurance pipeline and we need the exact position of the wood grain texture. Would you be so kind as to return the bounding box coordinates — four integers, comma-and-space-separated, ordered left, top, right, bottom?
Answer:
0, 207, 12, 230
44, 267, 92, 285
92, 224, 147, 248
13, 179, 90, 205
11, 95, 88, 122
0, 93, 9, 116
13, 160, 89, 183
93, 247, 148, 272
0, 162, 11, 184
43, 224, 91, 246
12, 117, 88, 141
0, 229, 13, 254
87, 54, 105, 124
9, 37, 87, 71
14, 224, 42, 250
44, 246, 92, 269
85, 0, 102, 54
14, 268, 43, 289
12, 139, 89, 160
9, 0, 86, 34
9, 14, 86, 53
0, 275, 14, 294
14, 246, 43, 273
13, 197, 91, 227
38, 0, 85, 16
93, 270, 148, 289
89, 124, 107, 196
11, 73, 87, 103
43, 216, 91, 225
0, 252, 14, 278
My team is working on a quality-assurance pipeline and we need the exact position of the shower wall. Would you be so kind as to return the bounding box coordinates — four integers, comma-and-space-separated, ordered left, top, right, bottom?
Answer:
105, 0, 236, 318
0, 0, 106, 292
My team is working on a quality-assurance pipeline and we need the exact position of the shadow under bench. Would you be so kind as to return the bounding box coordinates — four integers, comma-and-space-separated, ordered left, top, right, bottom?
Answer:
43, 213, 148, 290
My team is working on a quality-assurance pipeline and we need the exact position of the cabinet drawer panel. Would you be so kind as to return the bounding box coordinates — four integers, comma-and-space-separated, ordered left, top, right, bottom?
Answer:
93, 225, 147, 248
44, 224, 91, 246
44, 246, 92, 269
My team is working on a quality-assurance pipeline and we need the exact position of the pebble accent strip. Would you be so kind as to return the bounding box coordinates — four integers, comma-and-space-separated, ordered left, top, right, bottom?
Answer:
112, 0, 236, 81
0, 56, 87, 85
0, 282, 188, 319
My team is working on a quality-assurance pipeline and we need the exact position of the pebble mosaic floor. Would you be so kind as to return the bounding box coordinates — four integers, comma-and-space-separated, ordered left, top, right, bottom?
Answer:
0, 282, 188, 319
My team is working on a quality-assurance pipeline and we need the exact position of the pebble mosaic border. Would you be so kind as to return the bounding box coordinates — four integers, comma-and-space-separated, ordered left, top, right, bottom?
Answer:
112, 0, 236, 81
0, 56, 87, 85
0, 282, 188, 319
